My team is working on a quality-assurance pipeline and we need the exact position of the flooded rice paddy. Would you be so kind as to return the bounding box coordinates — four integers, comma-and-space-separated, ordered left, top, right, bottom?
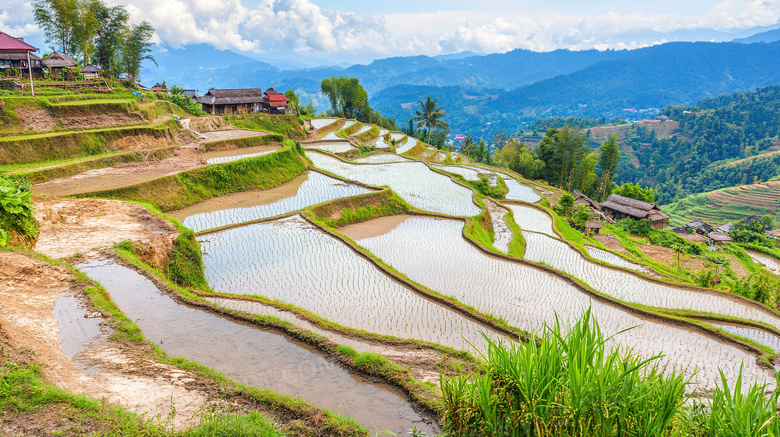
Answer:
352, 154, 411, 164
205, 149, 275, 165
396, 138, 418, 154
501, 175, 542, 202
747, 250, 780, 274
585, 245, 654, 274
320, 131, 343, 141
354, 216, 773, 391
308, 151, 481, 216
198, 215, 503, 352
78, 259, 439, 435
707, 322, 780, 354
310, 118, 337, 130
433, 164, 481, 181
521, 230, 780, 330
506, 204, 555, 236
53, 294, 107, 359
182, 172, 370, 232
303, 142, 355, 154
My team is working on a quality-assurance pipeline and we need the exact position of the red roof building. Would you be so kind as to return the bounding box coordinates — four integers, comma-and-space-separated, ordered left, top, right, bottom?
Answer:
261, 88, 291, 114
0, 31, 42, 75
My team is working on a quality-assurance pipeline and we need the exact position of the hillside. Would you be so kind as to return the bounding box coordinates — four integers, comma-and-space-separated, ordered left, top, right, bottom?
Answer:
663, 181, 780, 227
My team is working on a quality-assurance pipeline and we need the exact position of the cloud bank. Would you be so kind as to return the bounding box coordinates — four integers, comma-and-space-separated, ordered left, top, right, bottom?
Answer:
3, 0, 780, 58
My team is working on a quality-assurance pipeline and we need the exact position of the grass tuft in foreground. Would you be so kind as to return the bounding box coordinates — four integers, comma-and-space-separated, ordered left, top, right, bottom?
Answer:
441, 308, 780, 436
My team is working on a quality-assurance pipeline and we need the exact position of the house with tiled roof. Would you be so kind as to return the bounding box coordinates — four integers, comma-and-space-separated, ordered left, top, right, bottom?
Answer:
261, 87, 291, 114
0, 31, 42, 77
199, 88, 264, 115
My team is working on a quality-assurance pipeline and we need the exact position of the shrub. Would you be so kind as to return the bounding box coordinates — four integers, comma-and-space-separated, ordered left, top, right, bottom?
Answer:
0, 174, 38, 247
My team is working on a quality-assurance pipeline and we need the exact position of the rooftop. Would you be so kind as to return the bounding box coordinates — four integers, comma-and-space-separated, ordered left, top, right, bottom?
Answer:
199, 88, 265, 105
0, 32, 37, 52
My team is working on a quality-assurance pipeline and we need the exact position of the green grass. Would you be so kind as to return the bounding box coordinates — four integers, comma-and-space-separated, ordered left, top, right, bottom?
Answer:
0, 149, 128, 173
182, 412, 283, 437
0, 122, 176, 166
74, 146, 307, 212
355, 125, 380, 143
306, 189, 410, 228
200, 134, 284, 152
504, 210, 526, 258
224, 114, 304, 139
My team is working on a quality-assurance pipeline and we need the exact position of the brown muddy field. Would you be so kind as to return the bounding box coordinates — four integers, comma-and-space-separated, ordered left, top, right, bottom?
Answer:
338, 214, 415, 240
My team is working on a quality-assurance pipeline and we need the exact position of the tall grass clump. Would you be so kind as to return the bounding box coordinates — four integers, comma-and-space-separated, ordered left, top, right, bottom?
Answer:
440, 309, 689, 436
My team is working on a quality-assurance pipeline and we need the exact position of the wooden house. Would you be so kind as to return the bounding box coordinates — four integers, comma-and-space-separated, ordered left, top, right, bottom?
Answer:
600, 194, 670, 229
42, 51, 76, 72
0, 32, 42, 78
81, 64, 100, 79
261, 87, 291, 114
199, 88, 265, 115
686, 219, 714, 235
708, 231, 733, 245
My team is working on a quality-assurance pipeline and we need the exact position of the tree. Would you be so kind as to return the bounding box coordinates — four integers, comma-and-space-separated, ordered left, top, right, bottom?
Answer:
319, 76, 377, 123
409, 96, 449, 146
612, 182, 655, 203
461, 135, 476, 156
93, 3, 128, 76
72, 0, 100, 64
33, 0, 80, 55
285, 89, 300, 117
536, 125, 587, 189
120, 21, 155, 81
597, 134, 620, 200
554, 192, 576, 219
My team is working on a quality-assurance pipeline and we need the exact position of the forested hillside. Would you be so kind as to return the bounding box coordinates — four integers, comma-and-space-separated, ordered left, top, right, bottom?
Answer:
615, 85, 780, 204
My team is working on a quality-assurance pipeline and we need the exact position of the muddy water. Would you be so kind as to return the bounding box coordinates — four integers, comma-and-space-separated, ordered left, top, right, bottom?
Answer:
53, 294, 106, 360
199, 215, 504, 353
354, 216, 774, 391
747, 250, 780, 274
78, 259, 439, 435
180, 172, 371, 232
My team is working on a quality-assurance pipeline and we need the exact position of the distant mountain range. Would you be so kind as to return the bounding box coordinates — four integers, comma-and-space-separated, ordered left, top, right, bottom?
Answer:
141, 27, 780, 136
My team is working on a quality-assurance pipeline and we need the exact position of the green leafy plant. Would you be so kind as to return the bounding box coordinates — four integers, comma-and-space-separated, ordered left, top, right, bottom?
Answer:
0, 175, 38, 247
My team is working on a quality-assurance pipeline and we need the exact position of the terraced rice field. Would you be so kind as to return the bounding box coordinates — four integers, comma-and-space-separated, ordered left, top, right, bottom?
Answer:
206, 149, 276, 165
520, 229, 780, 330
707, 322, 780, 354
353, 125, 372, 136
303, 142, 355, 154
373, 136, 392, 149
501, 175, 541, 202
585, 245, 654, 274
340, 120, 357, 131
396, 138, 418, 154
355, 216, 773, 391
320, 131, 343, 140
506, 205, 555, 236
747, 250, 780, 274
663, 182, 780, 227
353, 154, 411, 163
198, 216, 501, 352
310, 118, 338, 130
308, 152, 481, 216
182, 172, 371, 232
433, 164, 481, 181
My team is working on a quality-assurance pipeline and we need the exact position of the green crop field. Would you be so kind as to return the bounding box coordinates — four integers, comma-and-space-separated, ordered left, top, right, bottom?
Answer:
663, 181, 780, 227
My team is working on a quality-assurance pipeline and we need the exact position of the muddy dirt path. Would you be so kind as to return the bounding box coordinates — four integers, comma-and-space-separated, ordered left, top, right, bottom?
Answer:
34, 198, 177, 268
33, 129, 273, 197
0, 252, 233, 432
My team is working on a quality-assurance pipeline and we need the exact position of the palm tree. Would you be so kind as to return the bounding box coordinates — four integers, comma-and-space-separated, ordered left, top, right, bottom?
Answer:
408, 96, 448, 145
461, 135, 475, 157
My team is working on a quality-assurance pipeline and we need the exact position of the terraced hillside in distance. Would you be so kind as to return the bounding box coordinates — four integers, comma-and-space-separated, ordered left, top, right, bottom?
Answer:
663, 181, 780, 227
6, 87, 780, 437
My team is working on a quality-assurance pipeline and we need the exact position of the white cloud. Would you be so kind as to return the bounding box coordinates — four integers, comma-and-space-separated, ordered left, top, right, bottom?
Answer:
3, 0, 780, 58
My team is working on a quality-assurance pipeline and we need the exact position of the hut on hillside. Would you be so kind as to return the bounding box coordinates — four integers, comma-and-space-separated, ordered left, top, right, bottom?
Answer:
42, 51, 76, 73
0, 31, 42, 78
81, 64, 100, 79
686, 219, 714, 235
708, 231, 733, 245
261, 87, 291, 114
199, 88, 264, 115
600, 194, 670, 229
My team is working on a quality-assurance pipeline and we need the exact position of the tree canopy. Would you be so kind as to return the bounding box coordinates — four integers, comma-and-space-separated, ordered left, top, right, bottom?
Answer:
408, 96, 449, 146
33, 0, 155, 79
320, 76, 393, 128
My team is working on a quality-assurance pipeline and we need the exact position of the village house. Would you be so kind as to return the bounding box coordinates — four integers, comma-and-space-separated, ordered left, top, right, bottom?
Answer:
708, 231, 733, 245
42, 51, 76, 78
80, 64, 100, 79
261, 87, 291, 114
0, 31, 43, 78
199, 88, 265, 115
685, 219, 714, 235
600, 194, 670, 229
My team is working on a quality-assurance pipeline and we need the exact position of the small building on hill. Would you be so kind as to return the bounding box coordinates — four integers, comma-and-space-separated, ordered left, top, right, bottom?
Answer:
261, 87, 291, 114
81, 64, 100, 79
0, 32, 42, 78
600, 194, 670, 229
708, 231, 733, 245
42, 51, 76, 72
199, 88, 264, 115
686, 219, 714, 235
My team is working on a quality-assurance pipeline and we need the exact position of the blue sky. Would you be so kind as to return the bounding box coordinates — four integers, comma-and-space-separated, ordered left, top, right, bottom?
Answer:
2, 0, 779, 63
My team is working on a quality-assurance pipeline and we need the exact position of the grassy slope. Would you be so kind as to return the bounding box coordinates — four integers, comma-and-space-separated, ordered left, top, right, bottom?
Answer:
663, 181, 780, 227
